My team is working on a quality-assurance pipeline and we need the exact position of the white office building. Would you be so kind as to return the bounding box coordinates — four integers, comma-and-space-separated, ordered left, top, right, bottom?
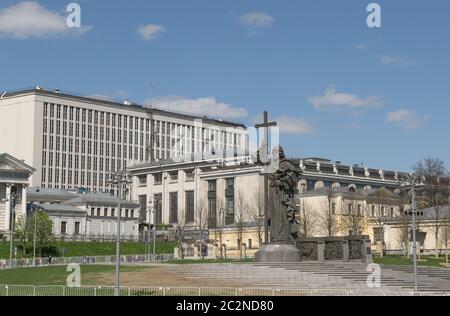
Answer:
0, 87, 247, 193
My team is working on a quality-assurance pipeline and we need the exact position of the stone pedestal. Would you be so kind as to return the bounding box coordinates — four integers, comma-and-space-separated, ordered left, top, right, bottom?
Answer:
255, 242, 300, 263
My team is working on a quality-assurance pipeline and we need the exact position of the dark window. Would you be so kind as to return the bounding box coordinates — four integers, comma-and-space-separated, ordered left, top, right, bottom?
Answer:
169, 192, 178, 223
208, 180, 217, 228
74, 222, 80, 235
185, 191, 195, 223
61, 221, 67, 235
154, 173, 162, 185
154, 193, 163, 224
138, 195, 147, 222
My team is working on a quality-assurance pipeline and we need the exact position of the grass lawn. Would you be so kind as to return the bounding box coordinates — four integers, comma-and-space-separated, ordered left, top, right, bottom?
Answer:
0, 241, 176, 259
0, 265, 151, 286
374, 255, 450, 268
166, 258, 254, 264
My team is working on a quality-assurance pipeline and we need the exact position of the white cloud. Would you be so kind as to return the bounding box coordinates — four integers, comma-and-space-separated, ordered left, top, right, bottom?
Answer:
0, 1, 91, 39
356, 39, 379, 50
309, 87, 384, 111
386, 109, 430, 130
239, 12, 274, 29
379, 56, 414, 66
273, 115, 313, 135
137, 24, 167, 41
252, 114, 313, 135
148, 96, 248, 119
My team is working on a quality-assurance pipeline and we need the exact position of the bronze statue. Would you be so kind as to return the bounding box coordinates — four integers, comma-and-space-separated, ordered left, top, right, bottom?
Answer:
268, 146, 300, 242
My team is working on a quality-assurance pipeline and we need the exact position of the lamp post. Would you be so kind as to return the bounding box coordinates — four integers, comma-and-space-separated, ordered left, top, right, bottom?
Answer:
153, 206, 156, 261
400, 173, 425, 292
146, 199, 153, 261
8, 192, 21, 269
106, 170, 132, 297
33, 206, 38, 266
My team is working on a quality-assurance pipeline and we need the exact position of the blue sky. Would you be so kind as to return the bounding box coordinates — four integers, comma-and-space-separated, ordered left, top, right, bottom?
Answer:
1, 0, 449, 172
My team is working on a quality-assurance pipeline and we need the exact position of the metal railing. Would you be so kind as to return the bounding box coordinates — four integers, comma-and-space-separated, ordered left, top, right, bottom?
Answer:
0, 254, 174, 270
0, 285, 448, 296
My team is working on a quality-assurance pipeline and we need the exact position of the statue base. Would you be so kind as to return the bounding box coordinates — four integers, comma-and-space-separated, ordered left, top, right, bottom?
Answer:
255, 242, 300, 263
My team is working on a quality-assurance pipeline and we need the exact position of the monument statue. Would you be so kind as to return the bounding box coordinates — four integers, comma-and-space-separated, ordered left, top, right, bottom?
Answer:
268, 146, 300, 242
255, 145, 302, 262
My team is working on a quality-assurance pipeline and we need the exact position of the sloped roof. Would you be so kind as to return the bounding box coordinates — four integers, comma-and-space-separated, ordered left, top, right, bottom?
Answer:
0, 153, 36, 173
27, 187, 78, 203
61, 194, 139, 208
37, 203, 85, 214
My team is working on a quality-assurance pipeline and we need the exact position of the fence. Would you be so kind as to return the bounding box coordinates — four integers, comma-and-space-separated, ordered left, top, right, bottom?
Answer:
0, 285, 448, 296
0, 254, 174, 270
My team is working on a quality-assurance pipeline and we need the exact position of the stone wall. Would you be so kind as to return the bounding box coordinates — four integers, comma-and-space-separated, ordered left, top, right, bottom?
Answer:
296, 235, 372, 263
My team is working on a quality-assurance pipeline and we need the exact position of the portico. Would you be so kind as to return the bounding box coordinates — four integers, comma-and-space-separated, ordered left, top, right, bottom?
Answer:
0, 153, 35, 239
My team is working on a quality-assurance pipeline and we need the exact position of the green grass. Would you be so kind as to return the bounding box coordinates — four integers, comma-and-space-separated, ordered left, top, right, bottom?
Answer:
0, 265, 151, 286
374, 255, 450, 268
0, 241, 176, 259
166, 258, 255, 264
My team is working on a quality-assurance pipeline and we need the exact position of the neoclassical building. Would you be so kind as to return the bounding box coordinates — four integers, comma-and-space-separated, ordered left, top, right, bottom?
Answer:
129, 156, 409, 255
27, 187, 140, 240
0, 153, 35, 239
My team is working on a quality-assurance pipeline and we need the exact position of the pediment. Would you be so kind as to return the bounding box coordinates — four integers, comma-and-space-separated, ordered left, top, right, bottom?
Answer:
0, 153, 35, 173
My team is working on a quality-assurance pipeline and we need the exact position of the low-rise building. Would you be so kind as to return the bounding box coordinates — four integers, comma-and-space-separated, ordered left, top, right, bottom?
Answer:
0, 153, 35, 239
27, 187, 140, 240
129, 156, 411, 256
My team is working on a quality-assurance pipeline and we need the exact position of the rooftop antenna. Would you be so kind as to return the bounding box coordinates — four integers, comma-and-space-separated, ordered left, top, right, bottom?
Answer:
148, 82, 154, 108
0, 91, 6, 99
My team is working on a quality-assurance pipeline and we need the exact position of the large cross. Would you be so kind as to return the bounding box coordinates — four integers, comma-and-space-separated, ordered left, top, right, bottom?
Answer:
254, 111, 277, 244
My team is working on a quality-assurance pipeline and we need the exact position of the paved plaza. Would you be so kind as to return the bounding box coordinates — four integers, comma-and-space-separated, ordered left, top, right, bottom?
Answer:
160, 262, 450, 292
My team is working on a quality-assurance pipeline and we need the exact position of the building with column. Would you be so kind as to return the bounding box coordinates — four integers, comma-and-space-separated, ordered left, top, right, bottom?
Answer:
0, 153, 35, 239
0, 87, 247, 193
129, 155, 410, 255
27, 187, 140, 240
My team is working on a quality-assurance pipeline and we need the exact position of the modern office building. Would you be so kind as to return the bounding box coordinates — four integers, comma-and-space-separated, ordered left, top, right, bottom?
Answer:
0, 87, 247, 193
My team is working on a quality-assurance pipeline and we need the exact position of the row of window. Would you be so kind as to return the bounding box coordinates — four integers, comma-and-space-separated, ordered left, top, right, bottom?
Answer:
138, 170, 195, 187
60, 221, 80, 235
44, 103, 149, 131
89, 207, 136, 218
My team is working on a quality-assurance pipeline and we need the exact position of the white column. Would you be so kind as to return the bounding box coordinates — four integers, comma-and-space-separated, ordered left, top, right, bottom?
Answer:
21, 185, 27, 220
5, 184, 11, 231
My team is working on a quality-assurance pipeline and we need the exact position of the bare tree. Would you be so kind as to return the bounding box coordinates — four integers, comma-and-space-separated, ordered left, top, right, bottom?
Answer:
195, 199, 208, 241
341, 199, 367, 236
440, 220, 450, 264
298, 200, 317, 237
413, 158, 449, 258
250, 190, 265, 247
395, 192, 411, 257
317, 191, 340, 237
235, 190, 249, 259
213, 198, 226, 259
368, 189, 400, 257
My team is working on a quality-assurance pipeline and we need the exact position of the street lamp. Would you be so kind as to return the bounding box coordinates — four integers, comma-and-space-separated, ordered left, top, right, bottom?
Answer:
8, 192, 21, 269
106, 170, 132, 297
146, 198, 153, 261
400, 173, 425, 292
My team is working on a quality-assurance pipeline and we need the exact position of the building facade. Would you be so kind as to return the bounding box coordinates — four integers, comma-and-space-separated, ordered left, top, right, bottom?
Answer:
27, 187, 140, 240
129, 156, 409, 255
0, 153, 35, 239
0, 87, 247, 192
